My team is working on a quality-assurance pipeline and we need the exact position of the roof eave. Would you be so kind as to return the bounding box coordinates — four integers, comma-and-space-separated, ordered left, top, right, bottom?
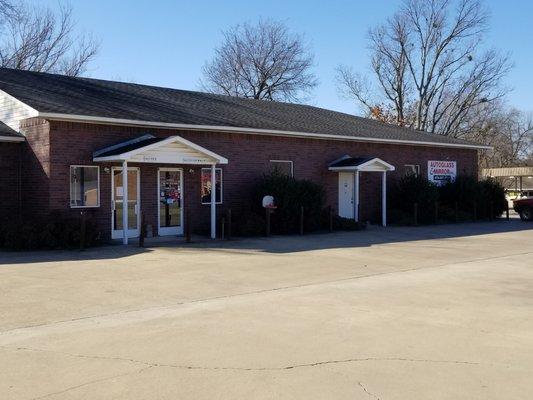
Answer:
37, 112, 493, 151
0, 135, 25, 142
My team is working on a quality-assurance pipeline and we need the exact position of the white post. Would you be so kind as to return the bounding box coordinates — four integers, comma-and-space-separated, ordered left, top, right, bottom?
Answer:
122, 160, 128, 245
382, 171, 387, 227
354, 170, 360, 222
210, 163, 216, 239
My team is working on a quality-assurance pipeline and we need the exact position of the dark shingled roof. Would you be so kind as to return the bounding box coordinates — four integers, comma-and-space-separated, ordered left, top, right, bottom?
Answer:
0, 120, 23, 138
95, 136, 163, 158
0, 67, 483, 148
329, 157, 373, 168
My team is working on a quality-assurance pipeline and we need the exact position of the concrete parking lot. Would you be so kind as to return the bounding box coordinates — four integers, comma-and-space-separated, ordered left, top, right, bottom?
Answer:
1, 220, 532, 399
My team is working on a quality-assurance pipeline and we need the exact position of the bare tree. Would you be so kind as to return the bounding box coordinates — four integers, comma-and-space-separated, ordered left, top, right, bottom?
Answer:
473, 105, 533, 168
201, 19, 317, 102
0, 1, 98, 76
337, 0, 511, 137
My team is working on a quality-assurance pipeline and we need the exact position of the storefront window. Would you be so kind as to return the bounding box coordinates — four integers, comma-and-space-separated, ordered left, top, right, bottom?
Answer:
201, 168, 222, 204
70, 166, 99, 207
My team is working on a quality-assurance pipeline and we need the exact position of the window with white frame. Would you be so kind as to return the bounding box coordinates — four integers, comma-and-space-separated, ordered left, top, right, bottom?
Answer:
201, 168, 223, 204
70, 166, 100, 207
270, 160, 293, 177
404, 164, 420, 177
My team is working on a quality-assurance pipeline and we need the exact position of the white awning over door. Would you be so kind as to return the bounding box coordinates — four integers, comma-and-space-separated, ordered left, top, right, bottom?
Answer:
328, 156, 395, 172
329, 156, 395, 227
93, 134, 227, 244
93, 134, 228, 164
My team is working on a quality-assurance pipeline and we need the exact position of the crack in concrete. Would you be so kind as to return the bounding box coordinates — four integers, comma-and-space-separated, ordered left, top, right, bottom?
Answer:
2, 250, 530, 337
358, 382, 381, 399
2, 345, 486, 399
29, 365, 153, 400
5, 345, 481, 373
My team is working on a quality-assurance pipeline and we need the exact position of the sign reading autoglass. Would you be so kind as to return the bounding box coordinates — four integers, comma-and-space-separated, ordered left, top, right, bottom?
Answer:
428, 160, 456, 185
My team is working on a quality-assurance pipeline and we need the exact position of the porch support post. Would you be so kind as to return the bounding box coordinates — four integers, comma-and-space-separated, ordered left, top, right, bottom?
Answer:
382, 171, 387, 227
122, 160, 128, 245
210, 163, 216, 239
354, 170, 360, 222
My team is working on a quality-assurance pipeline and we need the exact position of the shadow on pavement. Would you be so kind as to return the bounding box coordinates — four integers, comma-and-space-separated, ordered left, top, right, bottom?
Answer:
0, 243, 153, 265
185, 219, 532, 254
1, 219, 531, 264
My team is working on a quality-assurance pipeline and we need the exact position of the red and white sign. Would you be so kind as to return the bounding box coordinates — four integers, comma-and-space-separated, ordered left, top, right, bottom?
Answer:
428, 160, 456, 185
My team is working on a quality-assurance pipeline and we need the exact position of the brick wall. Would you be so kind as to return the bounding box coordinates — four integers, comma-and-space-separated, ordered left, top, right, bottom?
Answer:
0, 118, 51, 223
0, 142, 21, 221
43, 121, 477, 239
19, 118, 51, 220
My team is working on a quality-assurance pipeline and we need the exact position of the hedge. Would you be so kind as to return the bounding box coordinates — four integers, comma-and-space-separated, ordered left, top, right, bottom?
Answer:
0, 211, 102, 250
388, 175, 507, 225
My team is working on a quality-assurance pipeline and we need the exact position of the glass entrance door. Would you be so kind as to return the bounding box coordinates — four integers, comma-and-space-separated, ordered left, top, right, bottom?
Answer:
158, 168, 183, 236
112, 167, 140, 239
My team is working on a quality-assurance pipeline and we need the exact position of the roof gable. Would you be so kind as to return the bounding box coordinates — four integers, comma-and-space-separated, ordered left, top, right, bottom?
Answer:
329, 156, 395, 171
93, 134, 228, 164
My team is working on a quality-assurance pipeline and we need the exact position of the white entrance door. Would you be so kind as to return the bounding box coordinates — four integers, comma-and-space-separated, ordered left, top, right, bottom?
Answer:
338, 172, 354, 219
158, 168, 184, 236
111, 167, 140, 239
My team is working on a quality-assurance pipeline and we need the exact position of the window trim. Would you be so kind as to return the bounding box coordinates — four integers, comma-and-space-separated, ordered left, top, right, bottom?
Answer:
70, 165, 100, 208
201, 167, 223, 205
270, 159, 294, 177
404, 164, 420, 177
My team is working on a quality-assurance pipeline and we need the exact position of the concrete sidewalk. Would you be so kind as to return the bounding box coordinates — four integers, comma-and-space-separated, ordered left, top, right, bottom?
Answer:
0, 220, 532, 399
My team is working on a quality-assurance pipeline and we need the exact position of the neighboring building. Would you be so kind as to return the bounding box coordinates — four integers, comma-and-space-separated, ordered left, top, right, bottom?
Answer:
482, 167, 533, 198
0, 68, 489, 243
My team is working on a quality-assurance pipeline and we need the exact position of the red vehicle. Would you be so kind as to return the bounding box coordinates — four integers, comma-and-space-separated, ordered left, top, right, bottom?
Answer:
513, 197, 533, 221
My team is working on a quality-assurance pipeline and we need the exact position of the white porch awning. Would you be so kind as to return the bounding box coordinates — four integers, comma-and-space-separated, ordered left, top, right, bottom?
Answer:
329, 156, 395, 227
328, 156, 395, 172
93, 134, 227, 245
93, 134, 228, 164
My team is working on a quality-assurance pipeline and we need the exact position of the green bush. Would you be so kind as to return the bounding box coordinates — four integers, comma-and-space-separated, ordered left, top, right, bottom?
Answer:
388, 175, 507, 225
438, 176, 507, 220
250, 170, 326, 234
478, 178, 508, 219
0, 212, 102, 250
438, 176, 479, 216
388, 175, 438, 224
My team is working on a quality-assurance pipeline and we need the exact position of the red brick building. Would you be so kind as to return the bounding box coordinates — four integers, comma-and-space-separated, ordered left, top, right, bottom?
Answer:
0, 68, 488, 243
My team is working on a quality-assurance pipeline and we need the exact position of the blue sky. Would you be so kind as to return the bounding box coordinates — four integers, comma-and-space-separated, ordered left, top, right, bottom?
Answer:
42, 0, 533, 114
